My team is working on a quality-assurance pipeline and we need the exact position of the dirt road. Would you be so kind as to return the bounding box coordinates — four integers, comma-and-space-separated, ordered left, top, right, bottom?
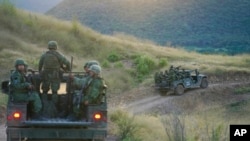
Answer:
124, 81, 250, 114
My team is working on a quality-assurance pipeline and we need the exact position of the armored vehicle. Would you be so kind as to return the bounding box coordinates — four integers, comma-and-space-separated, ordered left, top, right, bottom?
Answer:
154, 66, 208, 95
1, 70, 107, 141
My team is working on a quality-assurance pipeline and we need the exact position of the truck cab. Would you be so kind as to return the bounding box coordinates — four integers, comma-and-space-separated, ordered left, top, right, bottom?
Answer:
1, 71, 107, 141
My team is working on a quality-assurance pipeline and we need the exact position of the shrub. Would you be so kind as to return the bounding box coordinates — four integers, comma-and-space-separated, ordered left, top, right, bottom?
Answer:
158, 58, 168, 68
110, 109, 141, 141
107, 52, 120, 62
234, 87, 250, 95
114, 62, 123, 68
0, 0, 16, 16
133, 55, 155, 82
71, 18, 80, 36
161, 114, 187, 141
102, 60, 111, 68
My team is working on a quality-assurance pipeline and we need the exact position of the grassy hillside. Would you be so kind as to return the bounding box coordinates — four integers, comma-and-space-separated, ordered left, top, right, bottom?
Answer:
0, 0, 63, 13
1, 3, 250, 140
47, 0, 250, 55
0, 1, 250, 95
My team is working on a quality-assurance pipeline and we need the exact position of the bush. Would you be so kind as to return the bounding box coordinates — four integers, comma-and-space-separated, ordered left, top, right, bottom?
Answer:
110, 109, 142, 141
114, 61, 123, 68
234, 87, 250, 95
102, 60, 110, 68
161, 114, 187, 141
158, 58, 168, 68
71, 18, 80, 36
107, 52, 120, 62
0, 0, 16, 16
133, 55, 155, 82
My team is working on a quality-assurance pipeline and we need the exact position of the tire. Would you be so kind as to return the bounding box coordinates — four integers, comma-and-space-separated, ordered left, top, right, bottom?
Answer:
200, 78, 208, 88
174, 84, 184, 95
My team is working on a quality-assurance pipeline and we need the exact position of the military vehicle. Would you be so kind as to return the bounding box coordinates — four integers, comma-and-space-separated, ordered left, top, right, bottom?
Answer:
154, 66, 208, 95
1, 70, 107, 141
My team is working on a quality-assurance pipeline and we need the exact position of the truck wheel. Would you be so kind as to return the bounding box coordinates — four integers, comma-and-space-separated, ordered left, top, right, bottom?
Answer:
174, 84, 184, 95
200, 78, 208, 88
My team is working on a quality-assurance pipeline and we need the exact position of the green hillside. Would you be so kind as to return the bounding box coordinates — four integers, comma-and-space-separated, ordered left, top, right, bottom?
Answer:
0, 2, 250, 95
47, 0, 250, 55
0, 0, 63, 13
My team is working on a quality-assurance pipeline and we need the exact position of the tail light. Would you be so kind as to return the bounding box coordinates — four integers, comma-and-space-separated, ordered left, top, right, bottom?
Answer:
8, 111, 22, 120
93, 112, 103, 122
13, 112, 21, 119
94, 113, 102, 120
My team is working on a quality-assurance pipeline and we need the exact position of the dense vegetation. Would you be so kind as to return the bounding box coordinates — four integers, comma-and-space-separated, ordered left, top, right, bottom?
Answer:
47, 0, 250, 55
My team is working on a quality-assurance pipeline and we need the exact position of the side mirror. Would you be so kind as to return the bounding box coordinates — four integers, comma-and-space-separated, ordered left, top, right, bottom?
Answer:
1, 80, 10, 95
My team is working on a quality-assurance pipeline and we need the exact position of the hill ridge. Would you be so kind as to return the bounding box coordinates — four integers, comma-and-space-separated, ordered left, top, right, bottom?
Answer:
47, 0, 250, 54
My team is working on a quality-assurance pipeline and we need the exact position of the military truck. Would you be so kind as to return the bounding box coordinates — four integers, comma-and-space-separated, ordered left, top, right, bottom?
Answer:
1, 71, 107, 141
154, 66, 208, 95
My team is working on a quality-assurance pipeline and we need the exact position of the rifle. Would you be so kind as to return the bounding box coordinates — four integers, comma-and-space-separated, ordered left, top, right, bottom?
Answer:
76, 78, 93, 109
26, 69, 36, 96
68, 56, 73, 111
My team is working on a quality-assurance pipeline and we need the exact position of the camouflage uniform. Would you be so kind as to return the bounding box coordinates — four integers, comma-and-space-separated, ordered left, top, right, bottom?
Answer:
38, 41, 70, 102
10, 59, 42, 114
70, 64, 106, 120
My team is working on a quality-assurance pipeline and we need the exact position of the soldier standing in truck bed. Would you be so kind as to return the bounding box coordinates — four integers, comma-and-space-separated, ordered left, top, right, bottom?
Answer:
38, 41, 70, 104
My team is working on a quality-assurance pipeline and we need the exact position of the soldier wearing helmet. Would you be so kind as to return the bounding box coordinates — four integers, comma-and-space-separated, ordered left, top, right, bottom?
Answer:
83, 64, 106, 104
38, 41, 70, 104
83, 60, 99, 75
70, 60, 99, 88
68, 64, 106, 120
10, 59, 42, 119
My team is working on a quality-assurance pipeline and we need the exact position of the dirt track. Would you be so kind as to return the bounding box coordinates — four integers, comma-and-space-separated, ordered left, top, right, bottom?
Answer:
122, 81, 250, 114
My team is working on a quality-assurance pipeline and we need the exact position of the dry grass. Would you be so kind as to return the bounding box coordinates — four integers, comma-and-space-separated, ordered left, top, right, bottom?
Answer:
110, 99, 250, 141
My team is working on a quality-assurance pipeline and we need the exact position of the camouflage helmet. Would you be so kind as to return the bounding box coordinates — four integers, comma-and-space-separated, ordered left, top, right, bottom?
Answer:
15, 59, 27, 67
48, 41, 58, 50
84, 60, 99, 68
89, 64, 101, 75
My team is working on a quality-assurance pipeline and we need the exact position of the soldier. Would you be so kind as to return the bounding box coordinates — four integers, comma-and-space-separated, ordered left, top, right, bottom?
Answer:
38, 41, 70, 103
10, 59, 42, 119
83, 60, 99, 76
82, 64, 106, 105
69, 64, 106, 120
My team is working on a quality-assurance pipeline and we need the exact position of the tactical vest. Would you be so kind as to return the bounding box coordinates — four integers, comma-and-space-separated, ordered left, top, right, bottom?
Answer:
10, 71, 29, 93
43, 51, 61, 70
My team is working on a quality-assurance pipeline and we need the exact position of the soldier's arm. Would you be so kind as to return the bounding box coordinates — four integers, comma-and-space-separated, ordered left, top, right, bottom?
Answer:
11, 73, 30, 90
58, 53, 70, 71
38, 54, 45, 72
73, 77, 87, 90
